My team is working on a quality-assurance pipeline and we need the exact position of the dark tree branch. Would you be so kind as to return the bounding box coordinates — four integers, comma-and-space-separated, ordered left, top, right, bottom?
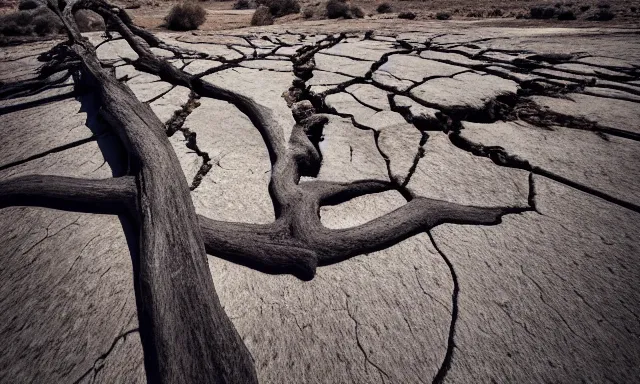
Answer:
45, 1, 259, 383
198, 216, 318, 281
0, 175, 136, 214
314, 198, 531, 265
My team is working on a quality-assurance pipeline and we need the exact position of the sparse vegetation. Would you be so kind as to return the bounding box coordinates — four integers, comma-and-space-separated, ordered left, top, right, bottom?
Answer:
530, 6, 556, 19
435, 12, 451, 20
350, 5, 364, 18
0, 7, 63, 36
233, 0, 256, 10
74, 9, 105, 32
303, 7, 314, 18
251, 5, 274, 25
580, 5, 591, 12
588, 8, 615, 20
398, 11, 416, 20
487, 8, 503, 17
376, 2, 392, 14
260, 0, 300, 17
557, 9, 576, 20
18, 0, 40, 10
165, 2, 206, 31
326, 0, 349, 18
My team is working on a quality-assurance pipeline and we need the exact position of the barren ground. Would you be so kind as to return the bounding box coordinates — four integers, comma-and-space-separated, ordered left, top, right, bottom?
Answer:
1, 11, 639, 384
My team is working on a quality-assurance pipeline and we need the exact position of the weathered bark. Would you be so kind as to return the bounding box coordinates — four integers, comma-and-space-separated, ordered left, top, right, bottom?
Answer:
0, 175, 135, 214
47, 1, 259, 383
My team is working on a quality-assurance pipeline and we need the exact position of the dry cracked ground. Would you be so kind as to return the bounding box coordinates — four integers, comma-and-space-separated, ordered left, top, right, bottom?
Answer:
1, 20, 639, 383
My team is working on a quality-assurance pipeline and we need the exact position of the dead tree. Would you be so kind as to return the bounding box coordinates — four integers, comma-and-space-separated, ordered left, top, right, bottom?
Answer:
0, 1, 533, 383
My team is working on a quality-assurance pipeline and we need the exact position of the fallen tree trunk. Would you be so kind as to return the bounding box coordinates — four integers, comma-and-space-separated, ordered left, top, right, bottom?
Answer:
47, 1, 258, 383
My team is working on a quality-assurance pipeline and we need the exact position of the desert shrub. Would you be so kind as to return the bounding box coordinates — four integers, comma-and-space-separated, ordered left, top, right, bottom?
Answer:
0, 7, 62, 36
530, 6, 556, 19
0, 12, 32, 36
588, 8, 615, 20
74, 9, 105, 32
487, 8, 503, 17
435, 12, 451, 20
251, 5, 274, 25
580, 5, 590, 12
326, 0, 349, 18
597, 3, 610, 9
466, 10, 484, 17
557, 9, 576, 20
33, 12, 62, 35
303, 7, 314, 18
18, 0, 40, 10
233, 0, 256, 9
350, 5, 364, 18
631, 6, 637, 12
260, 0, 300, 17
376, 2, 392, 13
398, 11, 415, 19
165, 2, 206, 31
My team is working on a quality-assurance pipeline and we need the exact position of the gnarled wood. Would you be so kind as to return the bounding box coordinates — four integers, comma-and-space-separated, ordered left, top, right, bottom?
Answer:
0, 175, 136, 214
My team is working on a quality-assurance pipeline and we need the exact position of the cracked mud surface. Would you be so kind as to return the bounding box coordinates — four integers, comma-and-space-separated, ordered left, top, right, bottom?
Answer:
1, 20, 639, 383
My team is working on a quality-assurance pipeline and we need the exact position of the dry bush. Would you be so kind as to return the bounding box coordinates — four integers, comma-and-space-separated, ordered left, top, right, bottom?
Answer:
74, 9, 105, 32
350, 5, 364, 18
466, 10, 484, 17
398, 11, 415, 19
303, 7, 314, 18
580, 5, 590, 12
376, 2, 392, 13
588, 8, 615, 20
258, 0, 300, 17
251, 5, 274, 25
18, 0, 40, 10
326, 0, 349, 18
557, 9, 576, 20
0, 7, 63, 36
487, 8, 503, 17
435, 11, 451, 20
530, 6, 556, 19
165, 2, 207, 31
233, 0, 256, 9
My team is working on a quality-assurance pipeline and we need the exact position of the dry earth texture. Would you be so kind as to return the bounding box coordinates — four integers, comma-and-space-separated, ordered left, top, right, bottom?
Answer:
0, 1, 639, 383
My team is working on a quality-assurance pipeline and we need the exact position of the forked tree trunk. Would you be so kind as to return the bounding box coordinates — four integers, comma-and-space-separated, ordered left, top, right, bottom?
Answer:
50, 2, 258, 383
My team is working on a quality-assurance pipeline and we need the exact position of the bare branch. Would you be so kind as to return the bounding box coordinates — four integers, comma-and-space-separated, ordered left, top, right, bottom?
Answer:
198, 216, 318, 281
0, 175, 136, 214
314, 198, 532, 265
306, 179, 394, 205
